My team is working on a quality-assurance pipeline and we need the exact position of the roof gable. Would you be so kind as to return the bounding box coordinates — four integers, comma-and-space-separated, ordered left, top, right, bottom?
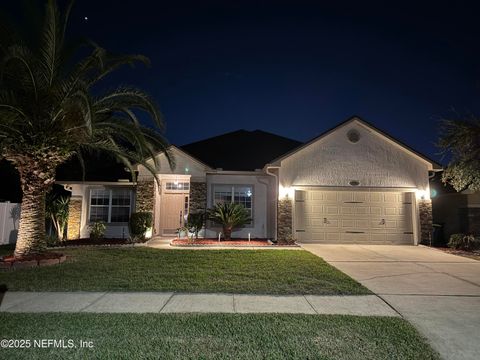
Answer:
137, 145, 212, 178
269, 116, 442, 170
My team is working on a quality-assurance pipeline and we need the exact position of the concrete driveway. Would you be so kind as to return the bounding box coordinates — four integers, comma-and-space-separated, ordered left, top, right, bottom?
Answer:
301, 244, 480, 360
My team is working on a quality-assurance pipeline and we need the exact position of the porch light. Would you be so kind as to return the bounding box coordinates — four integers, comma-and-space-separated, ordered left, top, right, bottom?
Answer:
279, 186, 294, 200
415, 189, 429, 200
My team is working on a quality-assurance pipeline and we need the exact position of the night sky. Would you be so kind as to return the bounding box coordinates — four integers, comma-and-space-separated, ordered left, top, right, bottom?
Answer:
5, 1, 480, 163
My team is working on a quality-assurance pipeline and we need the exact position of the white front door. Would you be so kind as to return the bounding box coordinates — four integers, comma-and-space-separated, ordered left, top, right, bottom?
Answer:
295, 189, 414, 244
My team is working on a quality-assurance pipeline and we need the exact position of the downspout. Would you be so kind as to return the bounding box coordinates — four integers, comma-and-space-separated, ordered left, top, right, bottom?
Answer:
265, 166, 280, 242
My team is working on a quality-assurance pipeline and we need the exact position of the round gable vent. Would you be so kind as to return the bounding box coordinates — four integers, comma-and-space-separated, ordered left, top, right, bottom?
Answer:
347, 129, 360, 143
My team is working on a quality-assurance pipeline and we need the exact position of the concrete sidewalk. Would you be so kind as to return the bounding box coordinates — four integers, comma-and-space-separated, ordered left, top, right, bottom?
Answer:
0, 291, 399, 316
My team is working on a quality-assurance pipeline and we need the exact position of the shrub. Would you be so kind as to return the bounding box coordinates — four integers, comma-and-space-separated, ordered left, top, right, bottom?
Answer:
89, 221, 106, 241
186, 212, 205, 240
448, 233, 479, 250
129, 212, 153, 242
207, 203, 251, 240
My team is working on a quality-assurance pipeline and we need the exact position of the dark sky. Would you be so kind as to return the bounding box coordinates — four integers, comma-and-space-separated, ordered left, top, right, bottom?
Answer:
7, 1, 480, 163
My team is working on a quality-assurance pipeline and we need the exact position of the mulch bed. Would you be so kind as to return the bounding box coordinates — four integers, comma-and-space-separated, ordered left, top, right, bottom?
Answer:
0, 252, 67, 271
51, 238, 133, 247
171, 238, 298, 247
435, 247, 480, 261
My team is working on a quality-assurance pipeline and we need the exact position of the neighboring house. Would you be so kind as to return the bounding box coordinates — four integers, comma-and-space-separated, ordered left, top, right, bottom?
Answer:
59, 116, 442, 244
431, 174, 480, 244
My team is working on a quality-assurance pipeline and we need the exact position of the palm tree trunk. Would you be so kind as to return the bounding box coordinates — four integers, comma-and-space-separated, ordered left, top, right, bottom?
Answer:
223, 226, 232, 240
14, 186, 47, 257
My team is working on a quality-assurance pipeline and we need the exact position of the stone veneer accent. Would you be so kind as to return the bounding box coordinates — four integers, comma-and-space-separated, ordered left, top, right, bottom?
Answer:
189, 182, 207, 214
419, 199, 433, 244
66, 197, 82, 240
277, 199, 293, 241
136, 180, 155, 213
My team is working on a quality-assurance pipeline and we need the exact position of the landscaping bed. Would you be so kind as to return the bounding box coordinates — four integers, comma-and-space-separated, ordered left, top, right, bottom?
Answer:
50, 238, 133, 247
0, 313, 439, 359
0, 247, 370, 294
171, 238, 298, 247
0, 252, 66, 270
434, 247, 480, 261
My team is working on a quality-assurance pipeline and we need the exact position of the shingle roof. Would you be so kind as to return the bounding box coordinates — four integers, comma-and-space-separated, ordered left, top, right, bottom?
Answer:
180, 129, 302, 171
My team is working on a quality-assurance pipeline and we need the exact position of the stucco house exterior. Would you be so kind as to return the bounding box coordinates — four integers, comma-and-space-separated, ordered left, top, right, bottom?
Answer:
60, 116, 442, 245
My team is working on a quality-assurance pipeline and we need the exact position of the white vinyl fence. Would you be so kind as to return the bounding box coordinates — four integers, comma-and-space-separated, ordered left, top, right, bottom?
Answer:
0, 202, 20, 245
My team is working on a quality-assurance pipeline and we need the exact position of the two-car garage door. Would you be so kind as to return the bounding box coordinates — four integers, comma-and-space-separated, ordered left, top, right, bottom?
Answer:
294, 190, 414, 244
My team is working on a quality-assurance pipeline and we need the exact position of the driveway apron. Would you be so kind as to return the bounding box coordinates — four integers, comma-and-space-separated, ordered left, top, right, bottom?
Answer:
301, 244, 480, 360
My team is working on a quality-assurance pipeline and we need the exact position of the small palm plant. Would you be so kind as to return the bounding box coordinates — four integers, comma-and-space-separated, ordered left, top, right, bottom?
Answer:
207, 203, 251, 240
45, 193, 69, 241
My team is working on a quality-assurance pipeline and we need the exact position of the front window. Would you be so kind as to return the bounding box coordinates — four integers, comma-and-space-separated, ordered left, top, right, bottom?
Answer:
213, 185, 253, 220
89, 188, 132, 223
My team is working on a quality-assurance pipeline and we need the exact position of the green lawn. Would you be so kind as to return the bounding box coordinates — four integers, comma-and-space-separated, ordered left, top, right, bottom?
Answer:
0, 246, 369, 294
0, 313, 439, 360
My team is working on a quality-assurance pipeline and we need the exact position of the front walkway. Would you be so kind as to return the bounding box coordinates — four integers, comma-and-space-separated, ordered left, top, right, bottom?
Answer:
301, 244, 480, 360
0, 291, 398, 316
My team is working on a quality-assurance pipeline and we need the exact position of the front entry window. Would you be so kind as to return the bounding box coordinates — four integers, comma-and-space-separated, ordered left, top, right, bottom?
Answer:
165, 182, 190, 191
213, 185, 253, 221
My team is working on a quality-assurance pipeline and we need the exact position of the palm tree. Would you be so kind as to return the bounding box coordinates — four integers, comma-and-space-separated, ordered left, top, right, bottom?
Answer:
208, 203, 251, 240
0, 0, 173, 257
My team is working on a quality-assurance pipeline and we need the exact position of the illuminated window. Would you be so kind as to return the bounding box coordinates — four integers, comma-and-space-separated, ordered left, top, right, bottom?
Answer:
165, 182, 190, 190
213, 185, 253, 221
89, 188, 132, 223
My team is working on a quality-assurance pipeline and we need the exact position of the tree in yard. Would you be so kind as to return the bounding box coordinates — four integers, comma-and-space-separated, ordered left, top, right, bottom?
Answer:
0, 0, 173, 257
207, 203, 251, 240
437, 116, 480, 192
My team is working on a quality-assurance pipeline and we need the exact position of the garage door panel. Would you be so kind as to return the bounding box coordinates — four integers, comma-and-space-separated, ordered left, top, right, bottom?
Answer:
325, 206, 339, 214
342, 219, 355, 228
295, 190, 414, 244
339, 192, 354, 202
354, 192, 368, 202
384, 207, 397, 215
340, 206, 355, 214
325, 220, 339, 227
371, 233, 387, 242
355, 207, 369, 215
370, 192, 383, 202
370, 220, 385, 229
355, 219, 369, 228
309, 204, 322, 212
325, 232, 340, 241
384, 193, 398, 203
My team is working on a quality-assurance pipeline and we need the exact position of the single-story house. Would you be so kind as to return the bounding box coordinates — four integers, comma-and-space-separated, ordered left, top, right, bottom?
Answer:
60, 116, 442, 244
